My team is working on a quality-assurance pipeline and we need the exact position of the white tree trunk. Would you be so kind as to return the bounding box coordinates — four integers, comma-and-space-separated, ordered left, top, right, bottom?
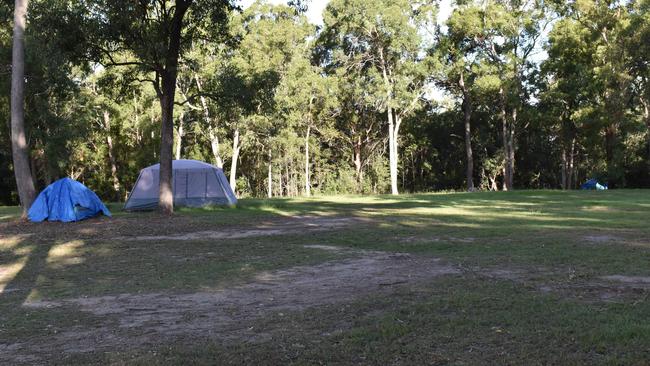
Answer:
304, 125, 311, 197
267, 148, 272, 198
208, 127, 223, 168
10, 0, 36, 217
229, 128, 240, 192
195, 74, 224, 168
388, 109, 399, 195
175, 111, 184, 160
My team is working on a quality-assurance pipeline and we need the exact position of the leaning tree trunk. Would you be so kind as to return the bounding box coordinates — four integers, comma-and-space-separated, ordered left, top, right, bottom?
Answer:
10, 0, 36, 217
459, 72, 474, 192
195, 74, 224, 168
229, 128, 240, 192
155, 1, 190, 215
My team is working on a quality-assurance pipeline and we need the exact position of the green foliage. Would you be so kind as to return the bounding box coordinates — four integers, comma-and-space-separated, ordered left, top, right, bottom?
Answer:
1, 0, 650, 203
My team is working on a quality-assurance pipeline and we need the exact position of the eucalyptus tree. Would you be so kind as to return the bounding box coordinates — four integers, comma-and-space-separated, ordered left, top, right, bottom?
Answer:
627, 0, 650, 162
275, 51, 335, 196
438, 4, 489, 191
320, 0, 437, 195
82, 0, 234, 213
472, 0, 551, 190
226, 1, 313, 192
552, 0, 636, 186
10, 0, 36, 217
541, 15, 596, 189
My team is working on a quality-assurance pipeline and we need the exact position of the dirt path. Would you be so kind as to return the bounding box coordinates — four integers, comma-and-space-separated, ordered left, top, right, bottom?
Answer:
1, 248, 459, 364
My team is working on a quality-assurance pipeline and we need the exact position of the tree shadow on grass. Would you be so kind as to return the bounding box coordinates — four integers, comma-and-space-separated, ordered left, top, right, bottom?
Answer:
0, 236, 54, 316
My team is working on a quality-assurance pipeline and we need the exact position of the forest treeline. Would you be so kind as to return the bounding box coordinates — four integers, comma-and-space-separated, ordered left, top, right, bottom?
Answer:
1, 0, 649, 207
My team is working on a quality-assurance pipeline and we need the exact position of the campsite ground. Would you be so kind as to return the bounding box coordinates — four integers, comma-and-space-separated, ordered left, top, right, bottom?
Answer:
1, 190, 649, 365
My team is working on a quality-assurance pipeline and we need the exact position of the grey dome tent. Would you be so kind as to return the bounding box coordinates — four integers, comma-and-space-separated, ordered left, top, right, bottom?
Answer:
124, 159, 236, 211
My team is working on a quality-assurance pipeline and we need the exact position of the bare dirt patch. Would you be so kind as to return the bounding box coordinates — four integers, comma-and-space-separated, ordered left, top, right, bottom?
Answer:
601, 275, 650, 286
583, 234, 621, 243
118, 216, 362, 242
582, 234, 650, 249
303, 244, 347, 252
473, 265, 650, 303
2, 250, 458, 364
399, 235, 476, 244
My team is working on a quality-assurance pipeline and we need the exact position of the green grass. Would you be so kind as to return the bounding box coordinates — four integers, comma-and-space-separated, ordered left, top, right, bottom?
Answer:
1, 190, 650, 364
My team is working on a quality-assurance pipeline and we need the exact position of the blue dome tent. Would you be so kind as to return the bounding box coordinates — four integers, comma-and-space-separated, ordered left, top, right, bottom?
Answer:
28, 178, 111, 222
580, 178, 608, 190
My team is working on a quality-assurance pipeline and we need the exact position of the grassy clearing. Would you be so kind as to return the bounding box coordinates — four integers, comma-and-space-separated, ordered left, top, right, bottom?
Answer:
1, 190, 649, 364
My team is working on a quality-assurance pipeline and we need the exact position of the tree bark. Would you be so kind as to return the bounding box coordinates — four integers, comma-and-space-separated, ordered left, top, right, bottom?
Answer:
175, 111, 184, 160
154, 1, 191, 215
10, 0, 36, 217
158, 92, 175, 214
499, 86, 511, 191
508, 108, 516, 189
304, 125, 311, 197
103, 110, 121, 195
568, 138, 575, 189
353, 137, 362, 190
388, 109, 399, 195
267, 148, 272, 198
560, 144, 569, 190
208, 127, 223, 168
195, 74, 224, 168
640, 97, 650, 162
229, 128, 240, 192
379, 46, 399, 195
459, 71, 474, 192
605, 124, 616, 180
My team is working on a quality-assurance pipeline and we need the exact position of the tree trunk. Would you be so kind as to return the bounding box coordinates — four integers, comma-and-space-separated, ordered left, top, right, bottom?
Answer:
388, 109, 399, 195
353, 136, 362, 190
208, 128, 223, 168
499, 86, 511, 191
605, 124, 616, 182
267, 148, 272, 198
640, 97, 650, 162
460, 72, 474, 191
229, 128, 240, 192
195, 74, 224, 168
304, 125, 311, 197
103, 111, 120, 195
175, 111, 184, 160
379, 46, 399, 195
158, 92, 175, 214
568, 138, 576, 189
508, 108, 516, 189
10, 0, 36, 217
154, 2, 191, 215
560, 144, 569, 190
